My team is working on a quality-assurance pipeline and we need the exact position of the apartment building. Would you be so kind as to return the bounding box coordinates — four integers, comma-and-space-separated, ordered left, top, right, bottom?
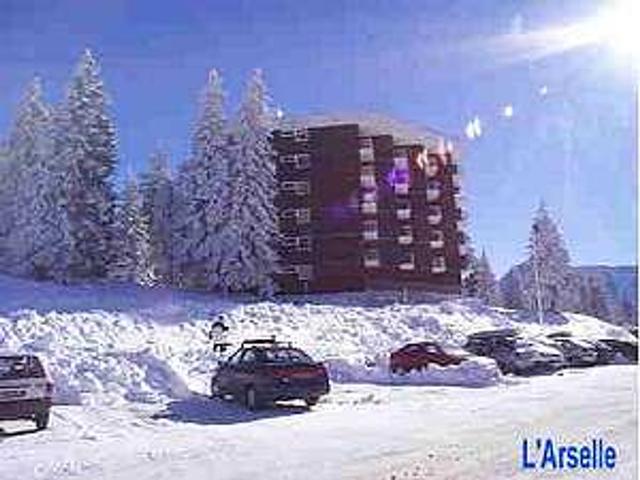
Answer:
272, 116, 467, 294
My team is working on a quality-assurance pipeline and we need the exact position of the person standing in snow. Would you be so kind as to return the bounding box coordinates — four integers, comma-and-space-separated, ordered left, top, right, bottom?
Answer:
208, 314, 231, 354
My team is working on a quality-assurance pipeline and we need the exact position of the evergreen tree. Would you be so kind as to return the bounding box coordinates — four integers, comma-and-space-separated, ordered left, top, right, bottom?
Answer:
0, 78, 60, 277
140, 148, 174, 283
475, 250, 501, 306
218, 69, 280, 295
58, 49, 118, 280
522, 202, 572, 312
178, 70, 232, 289
110, 176, 154, 285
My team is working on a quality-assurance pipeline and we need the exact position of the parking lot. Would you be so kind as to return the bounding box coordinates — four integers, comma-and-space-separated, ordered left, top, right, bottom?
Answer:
1, 365, 636, 480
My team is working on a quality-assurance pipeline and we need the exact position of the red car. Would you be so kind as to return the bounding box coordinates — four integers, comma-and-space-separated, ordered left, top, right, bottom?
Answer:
390, 342, 467, 374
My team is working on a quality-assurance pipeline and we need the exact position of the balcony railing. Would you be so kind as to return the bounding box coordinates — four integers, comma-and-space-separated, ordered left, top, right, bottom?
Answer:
426, 188, 440, 202
363, 230, 379, 241
362, 202, 378, 215
396, 208, 411, 220
398, 235, 413, 245
361, 175, 376, 189
427, 213, 443, 225
429, 238, 444, 249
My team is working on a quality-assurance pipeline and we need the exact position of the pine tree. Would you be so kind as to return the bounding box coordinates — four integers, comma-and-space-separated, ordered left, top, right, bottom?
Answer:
522, 202, 572, 312
0, 78, 60, 278
218, 69, 280, 295
58, 49, 118, 280
140, 148, 174, 283
110, 176, 154, 285
475, 250, 501, 306
177, 70, 232, 289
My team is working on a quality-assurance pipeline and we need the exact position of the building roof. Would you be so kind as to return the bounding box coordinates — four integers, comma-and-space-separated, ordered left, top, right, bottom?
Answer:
278, 112, 454, 149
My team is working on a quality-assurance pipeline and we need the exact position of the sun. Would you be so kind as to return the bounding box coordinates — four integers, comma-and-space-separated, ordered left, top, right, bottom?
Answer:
583, 0, 639, 64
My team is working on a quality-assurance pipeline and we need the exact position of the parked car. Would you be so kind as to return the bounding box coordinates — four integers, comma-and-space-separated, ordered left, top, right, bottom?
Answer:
0, 353, 53, 430
598, 338, 638, 363
465, 330, 565, 375
389, 341, 466, 374
545, 335, 598, 367
210, 338, 330, 410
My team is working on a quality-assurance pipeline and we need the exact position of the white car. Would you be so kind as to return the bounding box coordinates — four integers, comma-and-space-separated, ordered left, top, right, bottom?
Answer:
0, 353, 53, 430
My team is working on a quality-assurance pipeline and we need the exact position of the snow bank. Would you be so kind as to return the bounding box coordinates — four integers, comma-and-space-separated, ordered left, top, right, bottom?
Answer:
0, 275, 633, 405
326, 356, 501, 388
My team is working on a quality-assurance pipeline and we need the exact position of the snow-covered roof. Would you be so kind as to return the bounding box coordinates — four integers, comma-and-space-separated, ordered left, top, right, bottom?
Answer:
278, 112, 453, 148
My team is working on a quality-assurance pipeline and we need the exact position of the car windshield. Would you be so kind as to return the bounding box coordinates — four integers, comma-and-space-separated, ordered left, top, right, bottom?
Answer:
0, 355, 44, 379
259, 348, 314, 364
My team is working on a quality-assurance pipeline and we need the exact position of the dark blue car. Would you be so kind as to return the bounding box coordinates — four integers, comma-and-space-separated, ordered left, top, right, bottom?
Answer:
210, 339, 330, 410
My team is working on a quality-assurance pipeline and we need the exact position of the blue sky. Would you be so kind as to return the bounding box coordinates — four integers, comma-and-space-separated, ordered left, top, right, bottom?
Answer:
0, 0, 636, 274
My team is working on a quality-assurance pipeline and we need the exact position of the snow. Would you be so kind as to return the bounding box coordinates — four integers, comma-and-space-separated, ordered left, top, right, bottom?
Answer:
0, 366, 635, 480
0, 275, 634, 407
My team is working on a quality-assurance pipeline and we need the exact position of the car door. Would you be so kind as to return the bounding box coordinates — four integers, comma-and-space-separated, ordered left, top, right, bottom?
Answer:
234, 348, 259, 390
217, 349, 243, 393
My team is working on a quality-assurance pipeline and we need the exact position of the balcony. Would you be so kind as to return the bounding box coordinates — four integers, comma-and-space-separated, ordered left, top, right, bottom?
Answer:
361, 174, 376, 189
362, 202, 378, 215
427, 213, 442, 225
360, 147, 375, 164
398, 234, 413, 245
398, 261, 415, 271
396, 208, 411, 220
459, 244, 468, 256
426, 188, 441, 202
429, 238, 444, 249
394, 183, 409, 195
363, 230, 379, 241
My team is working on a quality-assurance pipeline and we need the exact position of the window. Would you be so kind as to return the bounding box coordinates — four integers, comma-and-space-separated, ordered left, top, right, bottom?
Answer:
295, 264, 313, 280
282, 236, 311, 252
297, 208, 311, 224
299, 236, 312, 252
361, 174, 376, 189
241, 349, 257, 363
431, 256, 447, 274
280, 209, 297, 220
393, 155, 409, 170
398, 251, 415, 271
427, 205, 442, 225
398, 225, 413, 245
282, 236, 300, 248
363, 220, 378, 241
426, 156, 439, 177
426, 179, 441, 202
429, 230, 444, 249
397, 208, 411, 220
359, 137, 374, 163
280, 154, 296, 165
281, 181, 310, 196
362, 201, 377, 215
294, 128, 309, 142
362, 191, 377, 203
394, 182, 409, 195
279, 130, 294, 139
363, 248, 380, 268
296, 153, 311, 169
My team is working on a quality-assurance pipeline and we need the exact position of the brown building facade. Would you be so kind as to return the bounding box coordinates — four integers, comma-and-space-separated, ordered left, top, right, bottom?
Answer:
272, 118, 467, 294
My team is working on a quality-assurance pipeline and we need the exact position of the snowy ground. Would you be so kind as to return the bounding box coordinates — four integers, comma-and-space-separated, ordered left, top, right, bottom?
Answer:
0, 366, 636, 480
0, 275, 636, 479
0, 275, 634, 404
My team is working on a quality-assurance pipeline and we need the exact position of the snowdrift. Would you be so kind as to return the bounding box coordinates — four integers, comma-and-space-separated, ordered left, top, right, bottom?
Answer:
0, 275, 634, 405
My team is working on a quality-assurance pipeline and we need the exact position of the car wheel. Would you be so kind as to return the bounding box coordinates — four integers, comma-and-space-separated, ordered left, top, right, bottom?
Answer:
245, 386, 262, 411
35, 410, 50, 430
305, 396, 319, 407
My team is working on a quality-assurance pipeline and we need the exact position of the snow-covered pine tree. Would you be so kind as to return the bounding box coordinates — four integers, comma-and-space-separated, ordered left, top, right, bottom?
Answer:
218, 69, 280, 295
0, 78, 58, 277
177, 70, 232, 289
140, 148, 174, 284
474, 250, 501, 306
58, 49, 118, 280
522, 202, 572, 312
110, 175, 154, 285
